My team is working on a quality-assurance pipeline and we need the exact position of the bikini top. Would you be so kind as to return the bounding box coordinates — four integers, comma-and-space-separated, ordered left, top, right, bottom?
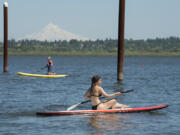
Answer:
91, 94, 102, 97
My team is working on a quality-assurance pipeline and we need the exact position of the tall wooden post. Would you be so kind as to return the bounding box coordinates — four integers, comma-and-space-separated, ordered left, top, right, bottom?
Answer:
3, 2, 8, 72
117, 0, 125, 81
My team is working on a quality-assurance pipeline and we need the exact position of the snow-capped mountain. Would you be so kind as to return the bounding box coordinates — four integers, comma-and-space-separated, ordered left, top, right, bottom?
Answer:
21, 23, 89, 41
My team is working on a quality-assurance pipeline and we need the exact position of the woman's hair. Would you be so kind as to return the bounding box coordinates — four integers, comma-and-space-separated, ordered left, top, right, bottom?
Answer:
90, 75, 101, 95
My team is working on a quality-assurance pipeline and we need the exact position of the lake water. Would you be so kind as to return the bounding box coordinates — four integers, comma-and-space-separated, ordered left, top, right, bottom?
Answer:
0, 56, 179, 135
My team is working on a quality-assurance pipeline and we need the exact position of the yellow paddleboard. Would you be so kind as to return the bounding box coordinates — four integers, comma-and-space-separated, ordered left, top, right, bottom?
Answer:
17, 72, 68, 78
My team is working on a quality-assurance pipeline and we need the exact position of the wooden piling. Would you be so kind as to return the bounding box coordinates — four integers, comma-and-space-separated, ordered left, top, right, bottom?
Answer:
3, 2, 8, 72
117, 0, 125, 81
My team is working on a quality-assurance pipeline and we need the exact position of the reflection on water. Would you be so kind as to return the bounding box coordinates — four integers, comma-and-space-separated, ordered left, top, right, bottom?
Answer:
88, 114, 131, 134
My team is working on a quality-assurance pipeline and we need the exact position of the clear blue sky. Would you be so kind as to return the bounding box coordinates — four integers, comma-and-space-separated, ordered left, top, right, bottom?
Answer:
0, 0, 180, 40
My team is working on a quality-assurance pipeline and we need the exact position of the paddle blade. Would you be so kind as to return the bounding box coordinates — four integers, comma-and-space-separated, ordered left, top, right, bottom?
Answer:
67, 103, 81, 111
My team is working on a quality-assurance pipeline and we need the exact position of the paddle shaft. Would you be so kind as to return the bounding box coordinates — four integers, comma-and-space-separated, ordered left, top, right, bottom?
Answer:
37, 66, 47, 72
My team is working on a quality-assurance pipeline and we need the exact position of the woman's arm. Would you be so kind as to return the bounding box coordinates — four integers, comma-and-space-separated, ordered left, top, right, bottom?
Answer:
99, 87, 121, 98
84, 88, 91, 99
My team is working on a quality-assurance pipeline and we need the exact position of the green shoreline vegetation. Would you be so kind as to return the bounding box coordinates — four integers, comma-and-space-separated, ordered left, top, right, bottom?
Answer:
0, 37, 180, 56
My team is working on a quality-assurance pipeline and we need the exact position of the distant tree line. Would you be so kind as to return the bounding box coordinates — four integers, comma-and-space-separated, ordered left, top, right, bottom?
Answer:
0, 37, 180, 56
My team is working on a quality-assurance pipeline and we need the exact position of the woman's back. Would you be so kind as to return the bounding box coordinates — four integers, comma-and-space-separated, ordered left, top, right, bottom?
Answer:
90, 86, 101, 106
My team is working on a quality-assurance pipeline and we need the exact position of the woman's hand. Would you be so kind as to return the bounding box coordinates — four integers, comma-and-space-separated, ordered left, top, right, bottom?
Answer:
115, 92, 121, 96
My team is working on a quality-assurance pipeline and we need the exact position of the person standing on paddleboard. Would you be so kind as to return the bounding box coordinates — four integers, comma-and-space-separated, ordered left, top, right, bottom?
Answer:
47, 56, 55, 75
84, 75, 130, 110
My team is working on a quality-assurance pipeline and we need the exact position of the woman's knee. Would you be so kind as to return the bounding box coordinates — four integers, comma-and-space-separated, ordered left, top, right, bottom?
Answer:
111, 99, 117, 104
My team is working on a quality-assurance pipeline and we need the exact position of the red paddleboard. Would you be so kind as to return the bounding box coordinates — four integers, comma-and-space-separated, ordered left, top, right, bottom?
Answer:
36, 105, 168, 116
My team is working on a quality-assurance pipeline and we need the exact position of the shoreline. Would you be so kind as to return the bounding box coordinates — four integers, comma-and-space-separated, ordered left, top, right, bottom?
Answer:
1, 51, 180, 56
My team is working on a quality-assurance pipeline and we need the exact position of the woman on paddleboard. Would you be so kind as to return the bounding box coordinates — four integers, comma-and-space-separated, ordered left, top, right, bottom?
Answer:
47, 56, 55, 75
84, 75, 130, 110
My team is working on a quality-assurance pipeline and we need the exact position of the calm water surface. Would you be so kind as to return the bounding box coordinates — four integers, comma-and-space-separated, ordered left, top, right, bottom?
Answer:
0, 56, 179, 135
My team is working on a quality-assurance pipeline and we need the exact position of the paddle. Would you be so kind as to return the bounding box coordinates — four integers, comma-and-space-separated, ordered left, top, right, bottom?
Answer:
37, 66, 47, 72
67, 89, 134, 111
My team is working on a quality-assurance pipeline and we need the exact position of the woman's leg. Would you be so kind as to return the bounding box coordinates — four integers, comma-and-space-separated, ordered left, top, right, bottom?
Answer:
97, 99, 116, 110
97, 99, 130, 110
112, 102, 130, 109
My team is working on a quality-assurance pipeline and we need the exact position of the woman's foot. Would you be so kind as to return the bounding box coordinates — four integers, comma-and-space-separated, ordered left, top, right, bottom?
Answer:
120, 105, 131, 109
